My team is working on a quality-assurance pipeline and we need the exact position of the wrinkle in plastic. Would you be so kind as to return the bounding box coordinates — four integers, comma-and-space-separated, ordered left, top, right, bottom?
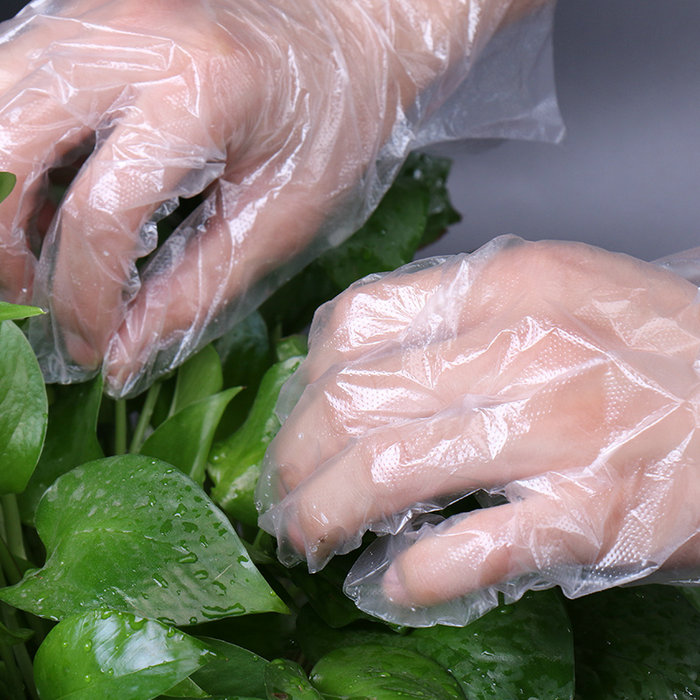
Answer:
0, 0, 561, 397
257, 236, 700, 626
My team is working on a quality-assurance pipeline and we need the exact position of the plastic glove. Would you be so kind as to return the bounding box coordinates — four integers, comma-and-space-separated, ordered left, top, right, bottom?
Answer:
0, 0, 560, 397
257, 235, 700, 626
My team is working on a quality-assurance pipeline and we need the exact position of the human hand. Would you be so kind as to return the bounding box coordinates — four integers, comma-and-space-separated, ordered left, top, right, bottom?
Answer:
0, 0, 548, 396
258, 236, 700, 625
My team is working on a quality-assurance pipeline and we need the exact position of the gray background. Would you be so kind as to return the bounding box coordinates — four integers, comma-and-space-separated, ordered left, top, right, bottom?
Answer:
423, 0, 700, 261
3, 0, 699, 261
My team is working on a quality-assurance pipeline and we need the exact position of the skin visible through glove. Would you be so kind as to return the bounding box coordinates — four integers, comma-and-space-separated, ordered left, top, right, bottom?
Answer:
259, 237, 700, 611
0, 0, 544, 396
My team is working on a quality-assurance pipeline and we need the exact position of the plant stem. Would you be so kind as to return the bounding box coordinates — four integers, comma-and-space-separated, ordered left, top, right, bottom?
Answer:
13, 643, 38, 700
1, 494, 26, 560
0, 558, 46, 659
114, 399, 127, 455
0, 566, 35, 700
129, 381, 161, 453
0, 534, 22, 585
0, 642, 24, 699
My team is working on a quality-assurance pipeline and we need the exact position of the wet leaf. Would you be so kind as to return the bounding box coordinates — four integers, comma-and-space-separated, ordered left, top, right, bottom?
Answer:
310, 644, 464, 699
297, 590, 574, 699
192, 612, 297, 662
0, 455, 287, 625
409, 590, 574, 700
209, 355, 304, 527
161, 677, 209, 697
34, 609, 214, 700
296, 606, 396, 663
0, 320, 48, 494
317, 180, 428, 291
190, 637, 268, 697
141, 388, 241, 485
264, 659, 323, 700
568, 585, 700, 699
19, 377, 103, 524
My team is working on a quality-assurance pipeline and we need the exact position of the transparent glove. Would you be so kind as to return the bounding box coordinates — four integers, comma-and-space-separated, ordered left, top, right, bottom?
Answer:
257, 235, 700, 626
0, 0, 560, 397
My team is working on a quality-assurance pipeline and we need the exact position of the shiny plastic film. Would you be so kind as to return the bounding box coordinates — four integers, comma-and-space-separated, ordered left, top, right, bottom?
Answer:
0, 0, 562, 397
257, 236, 700, 626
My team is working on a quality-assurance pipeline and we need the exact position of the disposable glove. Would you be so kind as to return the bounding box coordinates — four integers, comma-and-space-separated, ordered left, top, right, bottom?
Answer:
258, 236, 700, 626
0, 0, 560, 396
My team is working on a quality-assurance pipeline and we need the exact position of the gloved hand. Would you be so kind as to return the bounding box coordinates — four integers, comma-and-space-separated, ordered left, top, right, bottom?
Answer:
0, 0, 557, 397
257, 235, 700, 626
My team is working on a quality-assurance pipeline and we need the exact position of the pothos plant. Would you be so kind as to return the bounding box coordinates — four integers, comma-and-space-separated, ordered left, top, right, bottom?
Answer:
0, 162, 698, 700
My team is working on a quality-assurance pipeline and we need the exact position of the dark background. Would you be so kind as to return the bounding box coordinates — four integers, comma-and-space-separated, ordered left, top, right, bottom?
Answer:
3, 0, 699, 261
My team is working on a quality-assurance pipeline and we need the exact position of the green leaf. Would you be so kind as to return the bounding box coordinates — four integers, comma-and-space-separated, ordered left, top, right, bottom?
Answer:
260, 261, 337, 335
0, 320, 48, 494
409, 590, 574, 700
141, 388, 241, 485
264, 659, 323, 700
317, 180, 428, 291
0, 619, 32, 646
297, 590, 574, 699
33, 609, 214, 700
170, 345, 224, 417
0, 455, 287, 625
273, 335, 308, 363
678, 585, 700, 613
161, 677, 209, 697
568, 585, 700, 699
214, 312, 273, 441
286, 553, 366, 629
18, 377, 104, 524
310, 644, 465, 699
215, 312, 272, 394
0, 172, 16, 205
194, 612, 297, 662
0, 301, 44, 322
296, 606, 395, 663
191, 638, 268, 697
209, 355, 304, 527
407, 151, 461, 247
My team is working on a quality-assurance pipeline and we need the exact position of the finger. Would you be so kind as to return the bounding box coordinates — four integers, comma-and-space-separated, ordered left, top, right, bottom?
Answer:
269, 323, 522, 498
42, 86, 227, 368
268, 341, 460, 497
268, 287, 687, 500
0, 73, 93, 302
266, 350, 693, 571
382, 453, 700, 608
104, 166, 333, 397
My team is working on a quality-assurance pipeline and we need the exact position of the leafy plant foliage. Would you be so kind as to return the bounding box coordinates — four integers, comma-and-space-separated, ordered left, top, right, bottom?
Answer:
0, 154, 697, 700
